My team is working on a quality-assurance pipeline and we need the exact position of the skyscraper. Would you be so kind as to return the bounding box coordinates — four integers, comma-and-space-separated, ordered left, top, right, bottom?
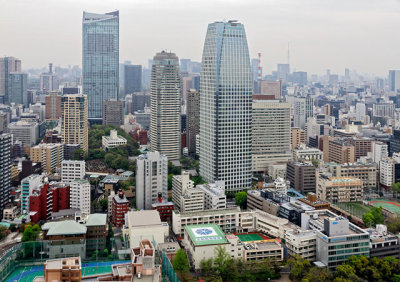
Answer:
199, 21, 253, 192
150, 51, 181, 161
186, 89, 200, 156
40, 63, 59, 93
389, 70, 400, 92
0, 133, 11, 217
8, 73, 28, 107
0, 57, 21, 104
124, 64, 142, 94
61, 94, 88, 153
82, 11, 119, 123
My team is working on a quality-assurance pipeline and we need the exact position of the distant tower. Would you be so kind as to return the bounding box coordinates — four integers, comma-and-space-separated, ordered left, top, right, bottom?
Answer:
287, 42, 290, 65
257, 53, 262, 81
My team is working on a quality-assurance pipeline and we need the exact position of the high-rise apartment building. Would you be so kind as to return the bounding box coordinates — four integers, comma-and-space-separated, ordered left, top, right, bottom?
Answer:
172, 172, 194, 211
389, 70, 400, 92
82, 11, 119, 123
70, 179, 91, 215
61, 160, 86, 183
355, 102, 366, 122
30, 143, 64, 174
124, 64, 142, 94
186, 89, 199, 156
21, 174, 42, 214
199, 21, 253, 192
136, 151, 168, 210
291, 128, 306, 149
45, 91, 62, 120
0, 133, 11, 217
150, 51, 181, 161
8, 73, 28, 107
102, 100, 124, 126
61, 94, 88, 153
0, 57, 21, 104
293, 97, 314, 130
252, 100, 291, 173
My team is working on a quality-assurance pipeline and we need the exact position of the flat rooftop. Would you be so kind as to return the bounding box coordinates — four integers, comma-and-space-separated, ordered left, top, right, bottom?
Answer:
127, 210, 162, 227
185, 224, 228, 246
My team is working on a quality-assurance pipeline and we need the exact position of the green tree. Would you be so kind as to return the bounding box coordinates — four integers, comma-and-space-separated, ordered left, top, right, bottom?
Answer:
168, 161, 181, 175
0, 226, 8, 240
22, 225, 34, 242
287, 255, 311, 281
363, 212, 374, 227
168, 174, 174, 190
235, 191, 247, 209
391, 182, 400, 198
386, 216, 400, 234
99, 198, 108, 212
311, 157, 319, 167
172, 249, 190, 273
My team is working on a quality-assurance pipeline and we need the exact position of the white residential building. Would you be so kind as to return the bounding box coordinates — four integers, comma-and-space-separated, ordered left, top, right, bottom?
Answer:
102, 129, 127, 150
135, 151, 168, 210
21, 174, 42, 214
172, 172, 194, 211
61, 160, 86, 183
70, 179, 91, 215
180, 188, 204, 213
197, 181, 227, 210
355, 102, 366, 121
373, 142, 388, 165
8, 120, 39, 147
380, 157, 395, 188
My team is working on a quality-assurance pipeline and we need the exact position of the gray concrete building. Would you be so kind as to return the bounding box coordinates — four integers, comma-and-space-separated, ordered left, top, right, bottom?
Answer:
102, 100, 124, 126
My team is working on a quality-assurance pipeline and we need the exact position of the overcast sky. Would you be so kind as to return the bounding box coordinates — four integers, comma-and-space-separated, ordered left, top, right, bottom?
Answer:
0, 0, 399, 76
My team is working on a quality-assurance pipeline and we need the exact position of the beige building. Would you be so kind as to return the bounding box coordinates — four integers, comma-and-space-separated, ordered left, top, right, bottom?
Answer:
327, 162, 377, 190
252, 100, 291, 172
291, 127, 306, 149
30, 143, 64, 174
260, 80, 282, 98
61, 94, 88, 153
172, 172, 194, 211
325, 139, 356, 164
33, 257, 81, 282
285, 229, 317, 261
316, 174, 363, 203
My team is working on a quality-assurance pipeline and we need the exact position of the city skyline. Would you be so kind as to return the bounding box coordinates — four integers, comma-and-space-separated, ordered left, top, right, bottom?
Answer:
1, 0, 400, 76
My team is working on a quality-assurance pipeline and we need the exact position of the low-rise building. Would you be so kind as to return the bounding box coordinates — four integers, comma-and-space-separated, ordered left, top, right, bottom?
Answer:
196, 181, 227, 210
123, 210, 169, 248
286, 161, 316, 194
316, 174, 363, 203
85, 213, 107, 257
327, 162, 377, 190
368, 224, 400, 259
292, 144, 323, 162
301, 209, 370, 268
285, 229, 317, 261
3, 206, 19, 220
33, 257, 82, 282
151, 201, 174, 222
102, 129, 127, 150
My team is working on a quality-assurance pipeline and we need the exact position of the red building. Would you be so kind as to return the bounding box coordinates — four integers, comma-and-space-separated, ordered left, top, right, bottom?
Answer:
30, 183, 70, 223
151, 202, 174, 222
130, 128, 148, 145
181, 132, 187, 148
112, 190, 130, 226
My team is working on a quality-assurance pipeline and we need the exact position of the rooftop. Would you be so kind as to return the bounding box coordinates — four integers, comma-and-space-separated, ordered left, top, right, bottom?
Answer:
85, 214, 107, 226
185, 224, 228, 246
127, 210, 162, 228
42, 220, 87, 236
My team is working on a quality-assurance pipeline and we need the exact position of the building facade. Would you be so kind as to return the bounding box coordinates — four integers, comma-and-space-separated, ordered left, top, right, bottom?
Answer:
82, 11, 119, 123
61, 160, 86, 183
102, 100, 124, 126
70, 179, 91, 215
61, 94, 88, 152
150, 51, 181, 161
186, 89, 199, 156
0, 133, 11, 217
199, 21, 253, 192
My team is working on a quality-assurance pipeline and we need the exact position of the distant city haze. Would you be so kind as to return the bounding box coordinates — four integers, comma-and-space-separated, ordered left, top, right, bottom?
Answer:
1, 0, 399, 76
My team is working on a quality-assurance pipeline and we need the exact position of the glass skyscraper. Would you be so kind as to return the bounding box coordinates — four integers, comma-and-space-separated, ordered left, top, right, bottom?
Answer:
199, 21, 253, 192
82, 11, 119, 123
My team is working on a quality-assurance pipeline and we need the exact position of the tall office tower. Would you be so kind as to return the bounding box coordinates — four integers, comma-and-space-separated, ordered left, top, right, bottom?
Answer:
150, 51, 181, 161
136, 151, 168, 210
199, 21, 252, 192
8, 73, 28, 107
82, 11, 119, 124
277, 64, 290, 80
0, 133, 11, 217
345, 68, 350, 82
389, 70, 400, 92
124, 64, 142, 94
186, 89, 200, 156
0, 57, 21, 104
252, 100, 291, 173
70, 179, 91, 215
355, 102, 366, 121
45, 91, 62, 120
40, 63, 59, 92
61, 94, 88, 153
192, 75, 200, 91
102, 100, 124, 126
182, 76, 193, 103
251, 58, 259, 81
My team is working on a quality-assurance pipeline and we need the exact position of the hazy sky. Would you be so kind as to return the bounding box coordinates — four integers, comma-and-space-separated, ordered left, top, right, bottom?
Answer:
1, 0, 399, 76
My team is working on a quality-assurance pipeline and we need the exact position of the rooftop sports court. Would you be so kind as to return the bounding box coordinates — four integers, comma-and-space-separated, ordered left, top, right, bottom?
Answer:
369, 199, 400, 215
235, 232, 269, 242
6, 260, 130, 282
